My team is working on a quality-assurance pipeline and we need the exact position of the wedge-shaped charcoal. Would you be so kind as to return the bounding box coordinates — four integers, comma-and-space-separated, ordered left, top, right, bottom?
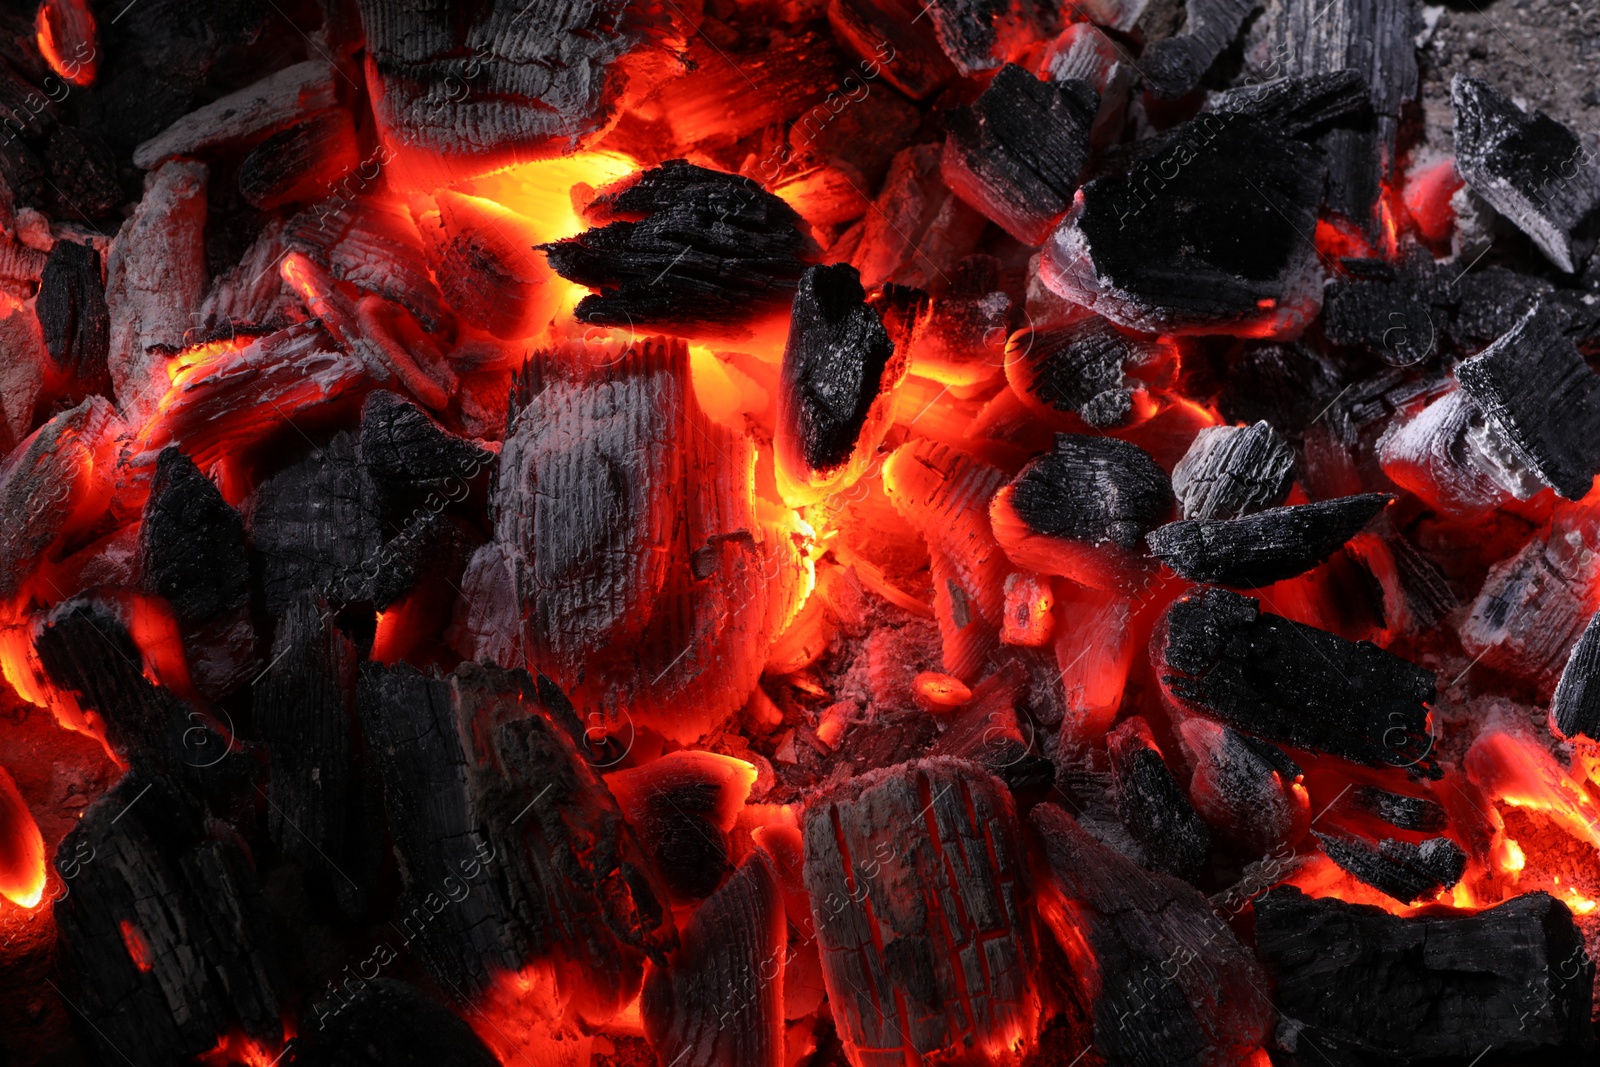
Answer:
138, 447, 248, 624
1157, 586, 1440, 776
36, 238, 109, 396
1005, 314, 1170, 429
1348, 785, 1448, 832
53, 772, 283, 1067
1201, 70, 1371, 138
1452, 76, 1600, 273
775, 263, 902, 505
883, 439, 1009, 679
1107, 716, 1210, 879
1030, 803, 1273, 1067
496, 337, 806, 743
238, 108, 360, 210
1170, 422, 1294, 521
1455, 304, 1600, 500
249, 432, 382, 615
606, 752, 757, 904
1452, 265, 1600, 350
989, 434, 1172, 591
106, 159, 208, 423
1142, 0, 1260, 99
900, 255, 1012, 388
418, 190, 557, 340
360, 390, 494, 504
540, 161, 809, 335
828, 0, 955, 99
941, 64, 1097, 244
1377, 389, 1526, 515
853, 144, 988, 290
296, 979, 500, 1067
356, 0, 676, 178
1322, 252, 1455, 363
132, 60, 337, 169
1179, 718, 1307, 854
359, 662, 672, 1023
1255, 887, 1594, 1061
642, 851, 786, 1067
1551, 608, 1600, 742
802, 758, 1037, 1067
1147, 493, 1389, 588
254, 594, 382, 917
1041, 116, 1325, 336
285, 195, 446, 331
1314, 831, 1465, 903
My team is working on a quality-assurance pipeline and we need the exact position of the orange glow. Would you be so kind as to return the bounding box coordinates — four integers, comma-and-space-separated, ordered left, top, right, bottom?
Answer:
1498, 836, 1526, 874
0, 764, 44, 908
1466, 731, 1600, 850
196, 1031, 288, 1067
119, 919, 154, 972
1001, 571, 1054, 647
35, 0, 96, 87
166, 336, 254, 385
913, 671, 973, 709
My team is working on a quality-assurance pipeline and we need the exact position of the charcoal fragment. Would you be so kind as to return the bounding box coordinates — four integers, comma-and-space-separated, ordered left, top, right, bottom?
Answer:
1179, 718, 1307, 854
1348, 785, 1448, 833
1452, 75, 1600, 273
941, 64, 1098, 244
1551, 608, 1600, 742
1314, 832, 1466, 903
1322, 253, 1454, 365
1106, 716, 1210, 879
1147, 493, 1390, 587
1157, 586, 1440, 777
1170, 421, 1295, 521
1454, 303, 1600, 500
1202, 70, 1372, 138
237, 108, 360, 210
139, 447, 249, 623
294, 979, 500, 1067
1142, 0, 1260, 99
37, 238, 110, 396
359, 390, 494, 504
605, 752, 756, 904
1004, 315, 1169, 429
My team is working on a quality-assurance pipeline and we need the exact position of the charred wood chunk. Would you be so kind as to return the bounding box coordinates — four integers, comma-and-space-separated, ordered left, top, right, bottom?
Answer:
1157, 586, 1441, 777
420, 189, 555, 340
1146, 493, 1390, 588
1179, 718, 1307, 854
1455, 303, 1600, 500
36, 238, 109, 395
1552, 607, 1600, 742
1106, 716, 1210, 879
294, 979, 500, 1067
238, 108, 360, 211
1322, 252, 1455, 363
1314, 831, 1466, 903
1452, 75, 1600, 273
1255, 886, 1595, 1061
284, 195, 446, 332
1029, 803, 1273, 1067
1452, 265, 1600, 350
1170, 422, 1294, 522
139, 447, 249, 623
642, 851, 786, 1067
249, 431, 383, 615
1347, 785, 1448, 833
776, 263, 899, 504
254, 594, 381, 917
132, 61, 338, 169
1041, 116, 1326, 336
605, 752, 756, 904
53, 772, 283, 1067
990, 434, 1172, 589
827, 0, 956, 100
1142, 0, 1260, 99
801, 758, 1037, 1067
370, 509, 477, 610
1201, 70, 1372, 139
1376, 389, 1526, 515
358, 662, 671, 1022
44, 126, 123, 220
541, 162, 810, 335
941, 64, 1097, 245
853, 144, 988, 290
360, 390, 493, 503
1004, 315, 1167, 430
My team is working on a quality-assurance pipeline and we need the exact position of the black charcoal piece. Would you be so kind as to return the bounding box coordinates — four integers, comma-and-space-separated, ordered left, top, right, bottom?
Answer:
139, 448, 250, 624
1255, 887, 1594, 1061
44, 126, 124, 221
369, 509, 477, 609
1147, 493, 1389, 587
1202, 70, 1372, 139
1170, 422, 1295, 521
828, 0, 956, 100
360, 390, 493, 501
357, 662, 672, 1018
1451, 265, 1600, 349
238, 108, 359, 210
1106, 716, 1210, 879
1005, 315, 1166, 429
1454, 303, 1600, 500
778, 263, 897, 477
284, 196, 446, 332
1142, 0, 1261, 99
1452, 75, 1600, 273
1006, 434, 1173, 548
36, 239, 110, 394
941, 64, 1097, 244
1314, 832, 1466, 903
1157, 586, 1440, 776
296, 979, 501, 1067
1551, 608, 1600, 742
1030, 804, 1273, 1066
540, 160, 809, 334
1182, 719, 1305, 854
52, 772, 284, 1067
249, 432, 383, 615
1322, 253, 1456, 365
1040, 116, 1326, 335
1348, 785, 1448, 832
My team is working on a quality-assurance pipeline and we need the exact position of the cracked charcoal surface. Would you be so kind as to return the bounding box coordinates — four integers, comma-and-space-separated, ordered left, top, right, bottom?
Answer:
1146, 493, 1390, 588
1008, 434, 1173, 548
1170, 422, 1296, 521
